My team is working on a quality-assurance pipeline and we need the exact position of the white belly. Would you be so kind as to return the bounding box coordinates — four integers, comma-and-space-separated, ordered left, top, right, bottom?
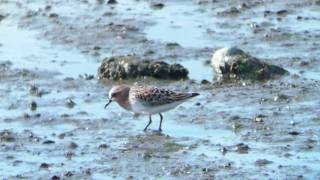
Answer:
130, 101, 182, 115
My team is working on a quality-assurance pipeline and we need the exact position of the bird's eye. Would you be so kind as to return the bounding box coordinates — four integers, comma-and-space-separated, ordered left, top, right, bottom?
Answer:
111, 92, 118, 97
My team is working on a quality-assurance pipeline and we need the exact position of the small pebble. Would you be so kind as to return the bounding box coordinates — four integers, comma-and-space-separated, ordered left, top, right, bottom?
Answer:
51, 175, 60, 180
276, 10, 288, 15
151, 3, 165, 9
201, 79, 210, 84
65, 98, 76, 108
289, 131, 300, 136
220, 146, 227, 154
235, 143, 249, 153
30, 101, 37, 111
69, 142, 78, 149
40, 163, 50, 169
49, 13, 59, 18
98, 143, 108, 149
43, 140, 55, 144
107, 0, 117, 4
65, 171, 73, 177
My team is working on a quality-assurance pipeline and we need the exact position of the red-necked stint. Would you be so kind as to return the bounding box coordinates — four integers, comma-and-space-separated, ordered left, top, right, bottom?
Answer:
104, 85, 199, 132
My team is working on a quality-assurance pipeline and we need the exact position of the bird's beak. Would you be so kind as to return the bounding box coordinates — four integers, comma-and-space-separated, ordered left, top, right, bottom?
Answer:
104, 99, 112, 109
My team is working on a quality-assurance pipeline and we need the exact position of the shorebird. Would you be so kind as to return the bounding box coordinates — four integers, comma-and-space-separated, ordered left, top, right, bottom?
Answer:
104, 85, 199, 131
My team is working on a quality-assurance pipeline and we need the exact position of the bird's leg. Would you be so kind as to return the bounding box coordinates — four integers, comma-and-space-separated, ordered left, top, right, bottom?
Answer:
158, 113, 163, 132
143, 115, 152, 131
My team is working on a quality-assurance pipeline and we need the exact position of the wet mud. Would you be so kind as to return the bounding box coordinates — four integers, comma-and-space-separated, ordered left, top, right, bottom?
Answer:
0, 0, 320, 179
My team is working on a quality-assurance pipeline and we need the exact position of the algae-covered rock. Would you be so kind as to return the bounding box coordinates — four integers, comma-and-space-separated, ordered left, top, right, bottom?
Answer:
98, 55, 188, 80
211, 47, 288, 81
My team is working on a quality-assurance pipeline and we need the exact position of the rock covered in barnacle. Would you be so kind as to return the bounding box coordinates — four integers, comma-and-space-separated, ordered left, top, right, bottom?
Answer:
98, 55, 188, 80
211, 47, 288, 81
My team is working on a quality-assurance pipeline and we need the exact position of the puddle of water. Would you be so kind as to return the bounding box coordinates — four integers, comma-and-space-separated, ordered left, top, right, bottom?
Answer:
144, 1, 217, 48
180, 58, 214, 81
288, 68, 320, 81
0, 20, 100, 78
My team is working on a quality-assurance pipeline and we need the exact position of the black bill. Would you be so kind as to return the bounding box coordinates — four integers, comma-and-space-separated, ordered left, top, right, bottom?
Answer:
104, 99, 112, 109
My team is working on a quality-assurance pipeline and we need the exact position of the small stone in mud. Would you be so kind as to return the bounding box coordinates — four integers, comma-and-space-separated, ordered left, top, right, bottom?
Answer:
79, 74, 94, 80
220, 146, 228, 154
29, 84, 38, 96
43, 140, 55, 144
49, 13, 59, 18
65, 151, 75, 159
288, 131, 300, 136
166, 42, 180, 49
58, 133, 66, 139
40, 163, 50, 169
96, 0, 105, 4
144, 50, 155, 56
299, 61, 309, 66
290, 120, 297, 126
107, 0, 117, 4
254, 114, 266, 122
202, 167, 213, 174
239, 3, 249, 9
0, 14, 6, 22
232, 122, 242, 131
127, 175, 134, 179
30, 101, 37, 111
6, 155, 15, 160
84, 168, 91, 175
44, 5, 51, 11
151, 3, 165, 9
218, 7, 240, 15
92, 46, 101, 50
143, 152, 152, 160
65, 171, 73, 177
255, 159, 273, 166
0, 130, 15, 142
235, 143, 250, 153
263, 10, 272, 15
69, 142, 78, 149
276, 10, 288, 16
223, 162, 232, 169
65, 98, 76, 108
201, 79, 210, 84
22, 112, 31, 119
273, 94, 290, 102
51, 175, 60, 180
98, 143, 108, 149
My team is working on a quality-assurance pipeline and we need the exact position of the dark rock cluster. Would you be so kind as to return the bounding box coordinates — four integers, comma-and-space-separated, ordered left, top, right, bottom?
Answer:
98, 55, 188, 80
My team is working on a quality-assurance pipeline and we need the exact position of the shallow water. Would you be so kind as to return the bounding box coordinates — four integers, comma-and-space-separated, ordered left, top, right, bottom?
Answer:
1, 0, 320, 179
0, 20, 99, 78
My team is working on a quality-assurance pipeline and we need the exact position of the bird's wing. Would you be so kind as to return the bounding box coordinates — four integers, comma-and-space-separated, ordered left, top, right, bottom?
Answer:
132, 86, 198, 106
